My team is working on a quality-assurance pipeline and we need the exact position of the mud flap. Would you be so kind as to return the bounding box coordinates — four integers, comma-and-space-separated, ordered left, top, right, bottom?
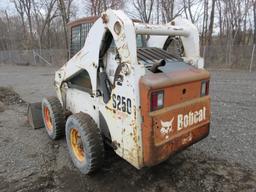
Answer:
27, 102, 44, 129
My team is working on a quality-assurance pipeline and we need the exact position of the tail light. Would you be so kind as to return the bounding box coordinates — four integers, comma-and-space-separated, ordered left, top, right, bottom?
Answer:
151, 91, 164, 111
201, 80, 209, 96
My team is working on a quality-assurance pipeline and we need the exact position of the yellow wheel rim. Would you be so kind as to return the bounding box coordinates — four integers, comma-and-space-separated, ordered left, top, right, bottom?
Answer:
44, 106, 53, 132
70, 128, 85, 162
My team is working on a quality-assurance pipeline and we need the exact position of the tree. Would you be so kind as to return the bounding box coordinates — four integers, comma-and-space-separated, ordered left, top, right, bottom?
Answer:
161, 0, 175, 22
13, 0, 34, 48
182, 0, 203, 25
58, 0, 73, 51
133, 0, 154, 23
253, 0, 256, 44
32, 0, 58, 49
201, 0, 208, 46
85, 0, 124, 16
216, 0, 223, 43
207, 0, 216, 45
13, 0, 26, 37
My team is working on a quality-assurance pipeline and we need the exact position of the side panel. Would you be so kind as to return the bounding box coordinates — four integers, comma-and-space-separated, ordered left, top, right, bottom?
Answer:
98, 64, 145, 168
96, 9, 145, 168
66, 89, 98, 123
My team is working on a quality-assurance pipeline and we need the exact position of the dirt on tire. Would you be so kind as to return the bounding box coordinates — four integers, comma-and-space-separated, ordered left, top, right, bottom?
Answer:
42, 96, 65, 140
65, 113, 105, 174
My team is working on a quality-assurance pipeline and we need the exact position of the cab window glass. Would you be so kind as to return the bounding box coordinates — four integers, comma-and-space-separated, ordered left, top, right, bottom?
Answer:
70, 26, 81, 57
70, 23, 93, 58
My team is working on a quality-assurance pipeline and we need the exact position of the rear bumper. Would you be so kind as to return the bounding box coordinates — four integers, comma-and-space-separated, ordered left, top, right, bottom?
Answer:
143, 122, 210, 167
140, 96, 211, 167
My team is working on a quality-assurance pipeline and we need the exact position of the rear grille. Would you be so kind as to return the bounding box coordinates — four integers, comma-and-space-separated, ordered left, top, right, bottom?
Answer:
137, 47, 180, 64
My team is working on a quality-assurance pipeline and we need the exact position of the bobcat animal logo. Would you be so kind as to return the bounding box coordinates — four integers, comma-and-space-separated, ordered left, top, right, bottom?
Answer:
160, 117, 174, 139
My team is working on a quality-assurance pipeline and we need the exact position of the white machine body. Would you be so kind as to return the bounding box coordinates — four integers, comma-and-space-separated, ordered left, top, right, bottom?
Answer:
54, 9, 204, 168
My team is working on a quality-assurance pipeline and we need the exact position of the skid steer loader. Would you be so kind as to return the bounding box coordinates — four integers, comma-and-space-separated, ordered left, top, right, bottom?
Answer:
37, 9, 210, 174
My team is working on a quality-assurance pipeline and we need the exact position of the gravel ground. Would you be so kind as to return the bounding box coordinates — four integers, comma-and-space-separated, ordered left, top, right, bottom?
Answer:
0, 65, 255, 192
195, 69, 256, 169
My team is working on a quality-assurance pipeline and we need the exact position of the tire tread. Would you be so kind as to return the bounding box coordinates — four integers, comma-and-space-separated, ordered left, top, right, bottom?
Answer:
66, 113, 104, 174
42, 96, 65, 139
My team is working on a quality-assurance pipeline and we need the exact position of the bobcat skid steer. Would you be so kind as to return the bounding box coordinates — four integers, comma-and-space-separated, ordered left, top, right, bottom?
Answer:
40, 9, 211, 174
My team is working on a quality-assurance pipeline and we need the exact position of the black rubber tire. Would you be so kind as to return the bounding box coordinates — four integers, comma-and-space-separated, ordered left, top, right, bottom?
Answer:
66, 113, 104, 174
42, 97, 65, 140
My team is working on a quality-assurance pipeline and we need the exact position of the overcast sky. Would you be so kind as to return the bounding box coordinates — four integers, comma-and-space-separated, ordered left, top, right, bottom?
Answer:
0, 0, 14, 11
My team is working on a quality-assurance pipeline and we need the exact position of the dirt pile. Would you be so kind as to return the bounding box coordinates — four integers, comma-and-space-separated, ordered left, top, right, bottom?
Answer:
0, 87, 26, 105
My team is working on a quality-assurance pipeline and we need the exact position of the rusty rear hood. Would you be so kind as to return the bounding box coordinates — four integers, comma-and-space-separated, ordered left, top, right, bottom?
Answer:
139, 67, 211, 167
140, 68, 210, 89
